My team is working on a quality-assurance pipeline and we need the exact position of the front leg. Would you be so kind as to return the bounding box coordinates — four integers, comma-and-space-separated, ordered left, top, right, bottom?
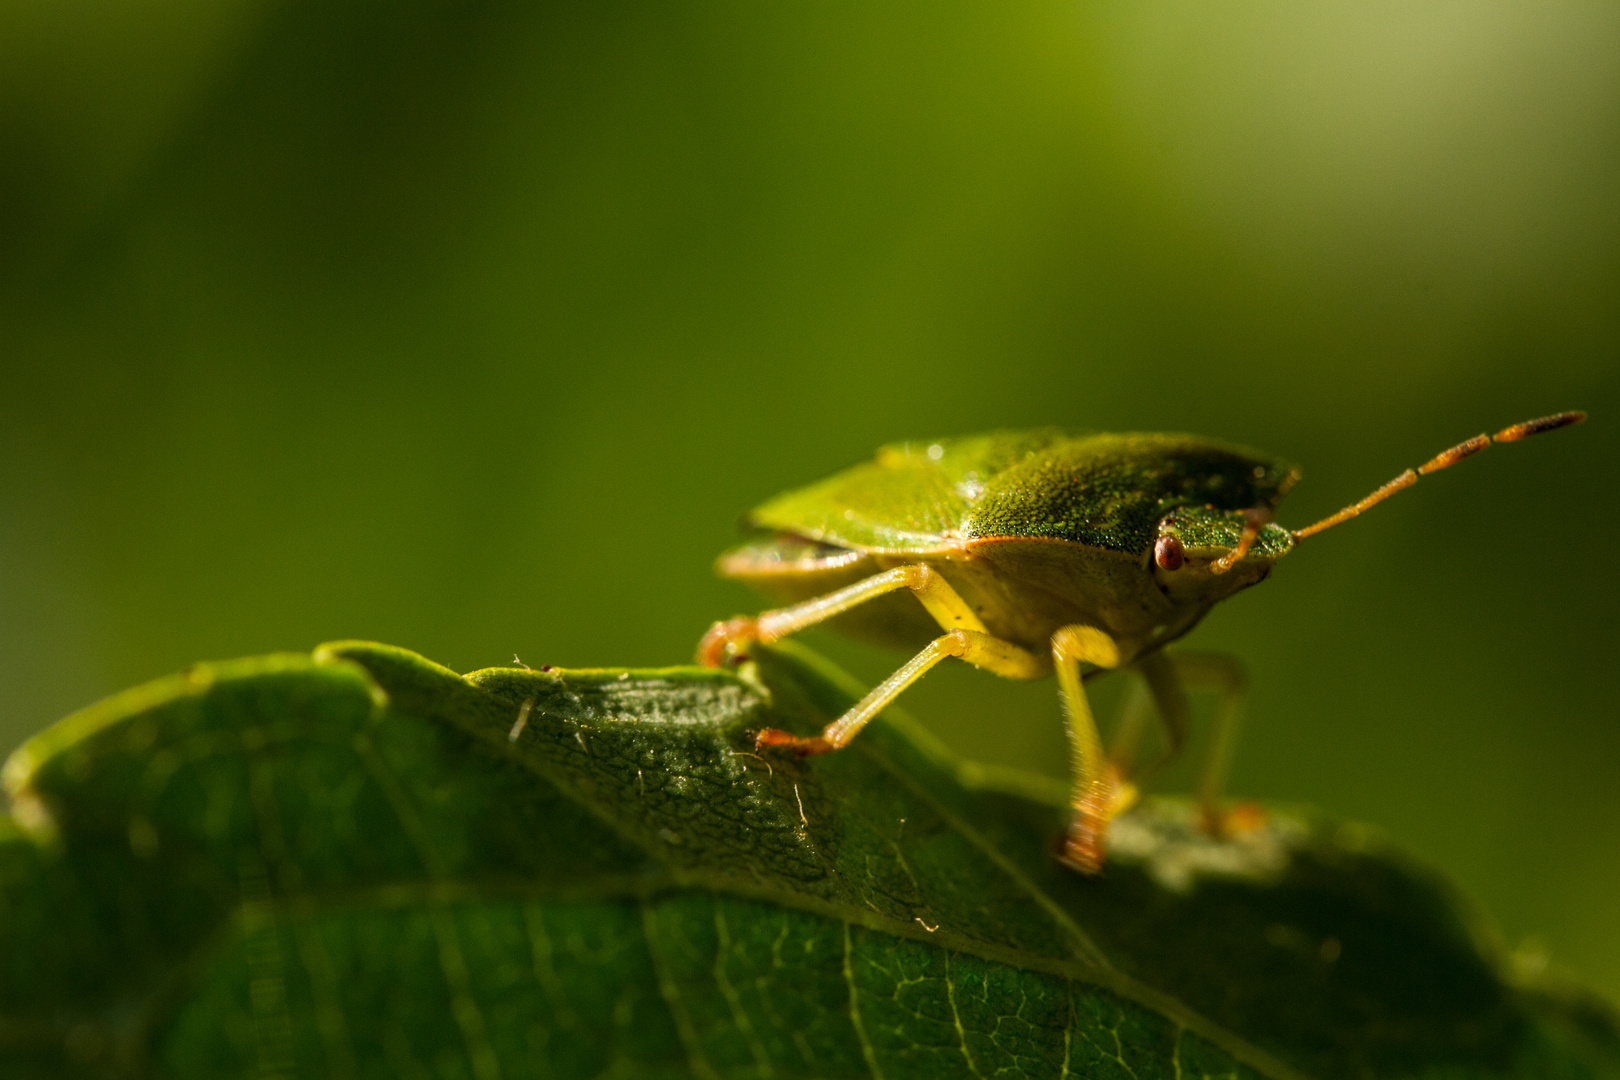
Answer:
1051, 624, 1125, 874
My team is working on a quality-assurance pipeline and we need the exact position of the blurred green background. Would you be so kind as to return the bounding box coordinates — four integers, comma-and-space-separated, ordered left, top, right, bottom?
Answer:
2, 0, 1616, 999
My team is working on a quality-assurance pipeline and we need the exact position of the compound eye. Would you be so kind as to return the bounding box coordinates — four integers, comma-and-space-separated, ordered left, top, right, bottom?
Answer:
1154, 535, 1185, 571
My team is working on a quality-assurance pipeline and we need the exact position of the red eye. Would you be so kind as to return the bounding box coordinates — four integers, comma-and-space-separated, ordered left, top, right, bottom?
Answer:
1154, 535, 1185, 571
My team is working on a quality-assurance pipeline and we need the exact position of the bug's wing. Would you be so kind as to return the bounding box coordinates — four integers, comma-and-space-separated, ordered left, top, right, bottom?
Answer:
745, 458, 961, 552
746, 430, 1068, 554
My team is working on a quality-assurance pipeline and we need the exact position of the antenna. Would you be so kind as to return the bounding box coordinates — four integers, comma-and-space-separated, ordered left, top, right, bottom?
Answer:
1290, 411, 1586, 542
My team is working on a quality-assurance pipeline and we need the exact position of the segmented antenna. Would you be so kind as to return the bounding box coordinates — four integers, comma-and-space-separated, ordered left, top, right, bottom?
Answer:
1291, 411, 1586, 542
1209, 508, 1273, 574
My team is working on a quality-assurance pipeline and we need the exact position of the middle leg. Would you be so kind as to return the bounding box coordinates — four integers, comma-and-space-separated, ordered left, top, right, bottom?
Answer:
754, 627, 1047, 755
1104, 649, 1250, 837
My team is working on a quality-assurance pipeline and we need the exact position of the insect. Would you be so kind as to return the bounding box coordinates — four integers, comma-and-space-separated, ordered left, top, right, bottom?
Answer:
699, 413, 1584, 873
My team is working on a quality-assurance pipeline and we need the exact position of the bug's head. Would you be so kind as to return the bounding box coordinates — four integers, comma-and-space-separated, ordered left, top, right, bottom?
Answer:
1149, 411, 1587, 608
1149, 506, 1295, 604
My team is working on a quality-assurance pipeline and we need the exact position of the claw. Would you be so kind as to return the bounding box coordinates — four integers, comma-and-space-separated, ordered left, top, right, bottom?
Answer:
1058, 783, 1114, 875
1059, 770, 1138, 875
753, 727, 834, 756
697, 616, 759, 668
1201, 799, 1267, 838
1058, 821, 1105, 875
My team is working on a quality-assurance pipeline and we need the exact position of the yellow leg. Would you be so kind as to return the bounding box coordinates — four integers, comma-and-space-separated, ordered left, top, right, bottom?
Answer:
1105, 650, 1249, 836
698, 563, 988, 667
1109, 649, 1191, 791
1169, 652, 1248, 835
1051, 625, 1123, 874
754, 625, 1046, 755
734, 563, 1047, 755
1104, 677, 1154, 775
1100, 675, 1155, 820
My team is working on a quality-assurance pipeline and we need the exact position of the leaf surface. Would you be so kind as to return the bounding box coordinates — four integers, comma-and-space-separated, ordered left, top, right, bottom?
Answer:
0, 641, 1613, 1079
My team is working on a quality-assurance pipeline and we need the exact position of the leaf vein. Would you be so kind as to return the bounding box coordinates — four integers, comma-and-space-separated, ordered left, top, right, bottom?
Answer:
842, 922, 885, 1080
943, 951, 985, 1079
292, 917, 358, 1080
640, 898, 721, 1080
353, 732, 502, 1080
428, 906, 505, 1080
713, 903, 776, 1078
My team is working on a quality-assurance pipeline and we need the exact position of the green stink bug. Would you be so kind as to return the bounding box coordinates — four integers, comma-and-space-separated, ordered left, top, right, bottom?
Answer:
699, 412, 1585, 873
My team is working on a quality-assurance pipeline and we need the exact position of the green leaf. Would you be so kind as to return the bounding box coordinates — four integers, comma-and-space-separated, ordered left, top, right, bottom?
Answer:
0, 641, 1614, 1080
